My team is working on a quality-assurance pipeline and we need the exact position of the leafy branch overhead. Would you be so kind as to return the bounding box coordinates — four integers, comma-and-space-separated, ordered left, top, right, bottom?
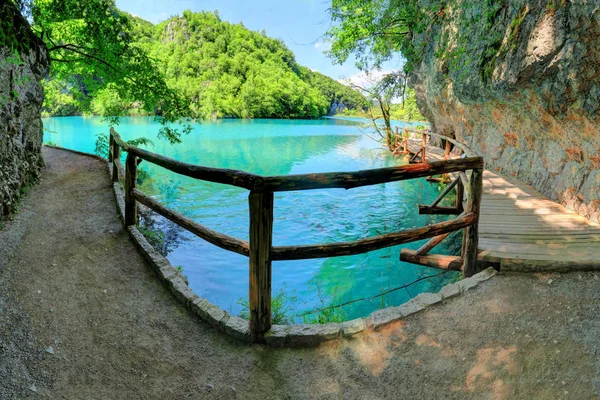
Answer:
326, 0, 429, 71
13, 0, 193, 143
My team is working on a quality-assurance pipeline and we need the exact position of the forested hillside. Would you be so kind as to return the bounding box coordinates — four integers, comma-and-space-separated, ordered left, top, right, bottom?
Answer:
43, 10, 366, 119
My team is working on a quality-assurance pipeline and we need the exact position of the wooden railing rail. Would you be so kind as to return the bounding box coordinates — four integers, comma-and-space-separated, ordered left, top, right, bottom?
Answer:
400, 127, 483, 277
132, 188, 250, 256
402, 127, 478, 158
109, 127, 484, 337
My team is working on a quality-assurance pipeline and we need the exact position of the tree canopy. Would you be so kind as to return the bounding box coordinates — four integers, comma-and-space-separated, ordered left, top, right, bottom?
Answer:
8, 0, 193, 142
31, 5, 366, 122
326, 0, 430, 72
108, 10, 367, 119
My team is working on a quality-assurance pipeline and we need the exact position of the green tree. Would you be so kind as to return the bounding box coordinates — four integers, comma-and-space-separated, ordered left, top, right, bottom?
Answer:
346, 71, 406, 150
391, 88, 425, 121
8, 0, 192, 142
28, 7, 366, 120
326, 0, 429, 72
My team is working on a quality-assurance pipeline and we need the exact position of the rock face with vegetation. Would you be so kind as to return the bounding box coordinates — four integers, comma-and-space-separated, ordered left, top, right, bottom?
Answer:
409, 1, 600, 222
0, 3, 49, 217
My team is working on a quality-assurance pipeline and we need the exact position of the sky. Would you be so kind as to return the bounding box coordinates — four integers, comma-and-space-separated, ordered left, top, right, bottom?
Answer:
115, 0, 404, 83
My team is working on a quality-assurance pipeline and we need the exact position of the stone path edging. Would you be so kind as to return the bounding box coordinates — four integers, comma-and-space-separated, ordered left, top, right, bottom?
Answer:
104, 158, 498, 346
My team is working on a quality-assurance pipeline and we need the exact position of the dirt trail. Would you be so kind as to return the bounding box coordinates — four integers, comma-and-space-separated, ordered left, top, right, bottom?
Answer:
1, 146, 599, 399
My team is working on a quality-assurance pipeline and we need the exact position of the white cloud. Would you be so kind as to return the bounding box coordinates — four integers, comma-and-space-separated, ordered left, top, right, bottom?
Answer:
314, 41, 332, 51
338, 69, 395, 88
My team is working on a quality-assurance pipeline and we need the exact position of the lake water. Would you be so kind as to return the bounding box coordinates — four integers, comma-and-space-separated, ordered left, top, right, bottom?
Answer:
43, 116, 460, 322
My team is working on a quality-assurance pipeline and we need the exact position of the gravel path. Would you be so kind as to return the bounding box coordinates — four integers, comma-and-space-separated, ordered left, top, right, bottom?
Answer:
1, 146, 599, 399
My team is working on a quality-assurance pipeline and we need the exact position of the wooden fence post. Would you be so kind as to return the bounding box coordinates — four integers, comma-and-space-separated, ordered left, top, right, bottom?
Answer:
108, 134, 114, 163
112, 143, 121, 183
248, 191, 274, 336
421, 132, 427, 163
462, 168, 483, 277
444, 140, 451, 160
124, 152, 138, 226
455, 176, 464, 212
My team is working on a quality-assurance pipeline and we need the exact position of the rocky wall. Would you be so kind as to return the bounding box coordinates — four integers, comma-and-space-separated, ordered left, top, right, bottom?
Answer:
410, 1, 600, 222
0, 3, 49, 217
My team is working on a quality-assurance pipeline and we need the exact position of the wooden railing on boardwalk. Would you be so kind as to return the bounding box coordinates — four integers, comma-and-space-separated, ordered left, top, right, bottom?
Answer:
109, 127, 484, 337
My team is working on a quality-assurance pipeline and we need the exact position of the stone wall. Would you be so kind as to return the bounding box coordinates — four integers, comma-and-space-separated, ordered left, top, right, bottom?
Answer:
409, 1, 600, 222
0, 3, 49, 217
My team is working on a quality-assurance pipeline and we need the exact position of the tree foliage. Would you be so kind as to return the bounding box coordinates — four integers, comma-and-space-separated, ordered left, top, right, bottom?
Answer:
6, 0, 192, 142
326, 0, 430, 71
132, 11, 366, 119
346, 71, 407, 150
39, 8, 367, 121
390, 88, 424, 121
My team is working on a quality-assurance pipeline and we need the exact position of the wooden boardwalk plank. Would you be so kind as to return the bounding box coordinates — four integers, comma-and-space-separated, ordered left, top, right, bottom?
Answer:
406, 138, 600, 271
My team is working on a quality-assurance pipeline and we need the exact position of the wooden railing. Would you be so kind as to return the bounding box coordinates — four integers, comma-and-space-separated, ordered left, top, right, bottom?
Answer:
109, 127, 484, 336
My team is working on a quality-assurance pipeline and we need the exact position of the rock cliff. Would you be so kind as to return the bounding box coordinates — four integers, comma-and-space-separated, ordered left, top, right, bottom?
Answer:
409, 1, 600, 222
0, 2, 49, 217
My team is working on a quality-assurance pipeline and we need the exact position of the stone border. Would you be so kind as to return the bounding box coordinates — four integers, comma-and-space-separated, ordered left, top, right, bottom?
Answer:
46, 146, 500, 346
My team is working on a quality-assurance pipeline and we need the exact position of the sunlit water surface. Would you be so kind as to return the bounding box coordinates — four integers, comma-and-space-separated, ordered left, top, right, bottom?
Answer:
44, 116, 459, 322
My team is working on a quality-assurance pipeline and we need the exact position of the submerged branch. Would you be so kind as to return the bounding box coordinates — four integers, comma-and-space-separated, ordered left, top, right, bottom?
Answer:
297, 270, 450, 316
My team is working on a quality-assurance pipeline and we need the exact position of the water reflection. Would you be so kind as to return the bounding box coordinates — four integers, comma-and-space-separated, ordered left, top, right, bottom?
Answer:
43, 116, 460, 320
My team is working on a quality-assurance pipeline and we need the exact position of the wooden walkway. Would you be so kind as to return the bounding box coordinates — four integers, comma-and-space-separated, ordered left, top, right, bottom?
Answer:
406, 138, 600, 272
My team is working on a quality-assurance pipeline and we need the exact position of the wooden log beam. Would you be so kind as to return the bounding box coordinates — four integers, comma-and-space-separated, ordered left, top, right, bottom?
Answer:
111, 128, 483, 194
131, 188, 249, 257
113, 157, 125, 183
112, 144, 121, 183
124, 153, 138, 226
261, 157, 484, 192
418, 205, 463, 215
429, 175, 460, 208
416, 232, 452, 256
459, 172, 469, 191
111, 128, 260, 191
462, 168, 484, 277
108, 135, 114, 163
420, 131, 477, 158
421, 132, 427, 163
409, 149, 422, 163
271, 212, 477, 261
400, 249, 463, 271
248, 191, 274, 336
455, 176, 464, 212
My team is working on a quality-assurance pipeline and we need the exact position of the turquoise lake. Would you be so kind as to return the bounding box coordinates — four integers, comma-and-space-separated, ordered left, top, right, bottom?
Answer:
43, 116, 460, 322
